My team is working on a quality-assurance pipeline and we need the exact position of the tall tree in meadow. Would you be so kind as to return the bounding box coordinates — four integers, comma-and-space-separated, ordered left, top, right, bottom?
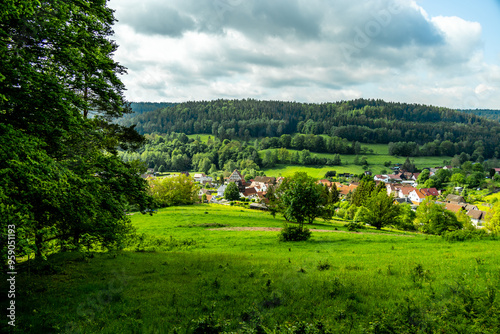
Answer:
0, 1, 153, 260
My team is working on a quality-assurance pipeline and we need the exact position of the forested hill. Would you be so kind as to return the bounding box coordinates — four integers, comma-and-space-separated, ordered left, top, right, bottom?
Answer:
119, 99, 500, 158
459, 109, 500, 122
129, 102, 178, 115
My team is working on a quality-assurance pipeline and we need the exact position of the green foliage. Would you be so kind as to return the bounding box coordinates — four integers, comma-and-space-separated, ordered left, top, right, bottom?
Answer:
415, 198, 463, 235
149, 175, 198, 207
278, 224, 311, 242
442, 229, 490, 242
278, 172, 322, 225
0, 0, 153, 260
120, 99, 500, 160
394, 204, 417, 231
485, 202, 500, 235
224, 182, 241, 201
361, 191, 400, 230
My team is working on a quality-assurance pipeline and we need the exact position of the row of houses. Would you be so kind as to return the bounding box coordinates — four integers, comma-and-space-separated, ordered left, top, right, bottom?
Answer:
198, 170, 278, 204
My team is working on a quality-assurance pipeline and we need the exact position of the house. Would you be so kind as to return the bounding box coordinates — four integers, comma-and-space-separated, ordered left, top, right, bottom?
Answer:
493, 168, 500, 175
317, 179, 333, 187
420, 188, 440, 197
386, 183, 400, 196
241, 187, 258, 199
198, 188, 212, 197
193, 173, 206, 181
386, 174, 402, 182
445, 203, 465, 213
375, 175, 390, 183
253, 176, 276, 184
398, 186, 416, 198
228, 169, 244, 183
217, 185, 227, 197
337, 183, 358, 196
408, 189, 426, 204
445, 194, 466, 204
467, 210, 487, 227
464, 204, 479, 211
394, 197, 412, 204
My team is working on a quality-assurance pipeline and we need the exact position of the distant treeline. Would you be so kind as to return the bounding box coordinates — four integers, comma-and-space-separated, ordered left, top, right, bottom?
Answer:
128, 102, 178, 115
458, 109, 500, 122
119, 99, 500, 159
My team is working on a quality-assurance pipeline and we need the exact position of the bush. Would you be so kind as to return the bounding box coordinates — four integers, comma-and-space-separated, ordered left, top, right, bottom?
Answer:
442, 229, 490, 242
345, 221, 364, 231
278, 224, 311, 242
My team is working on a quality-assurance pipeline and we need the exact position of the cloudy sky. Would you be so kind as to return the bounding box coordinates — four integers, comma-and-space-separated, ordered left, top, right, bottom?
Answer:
109, 0, 500, 109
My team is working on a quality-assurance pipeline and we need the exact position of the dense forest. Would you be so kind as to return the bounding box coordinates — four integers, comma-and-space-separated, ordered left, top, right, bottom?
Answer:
459, 109, 500, 122
119, 99, 500, 159
129, 102, 179, 115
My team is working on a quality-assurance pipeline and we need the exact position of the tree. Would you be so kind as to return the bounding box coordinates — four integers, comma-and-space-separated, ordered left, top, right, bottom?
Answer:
485, 202, 500, 235
402, 158, 417, 173
359, 191, 399, 230
414, 198, 462, 235
148, 175, 197, 207
417, 169, 430, 184
0, 1, 154, 260
278, 173, 322, 226
350, 178, 376, 207
224, 182, 241, 201
395, 203, 417, 231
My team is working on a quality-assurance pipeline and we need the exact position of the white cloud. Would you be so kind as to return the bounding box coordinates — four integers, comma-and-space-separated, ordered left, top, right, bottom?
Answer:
109, 0, 500, 108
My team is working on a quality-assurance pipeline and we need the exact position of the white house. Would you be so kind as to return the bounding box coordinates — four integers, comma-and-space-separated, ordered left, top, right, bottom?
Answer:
217, 185, 227, 197
408, 189, 426, 204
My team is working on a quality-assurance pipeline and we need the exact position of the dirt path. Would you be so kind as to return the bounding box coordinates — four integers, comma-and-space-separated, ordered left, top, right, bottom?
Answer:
207, 227, 414, 237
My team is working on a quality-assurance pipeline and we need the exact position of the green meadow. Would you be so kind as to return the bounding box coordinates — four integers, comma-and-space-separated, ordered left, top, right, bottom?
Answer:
7, 204, 500, 333
260, 147, 447, 177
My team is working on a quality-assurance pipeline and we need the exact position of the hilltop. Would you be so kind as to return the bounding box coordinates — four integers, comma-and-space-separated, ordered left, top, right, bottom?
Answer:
119, 99, 500, 158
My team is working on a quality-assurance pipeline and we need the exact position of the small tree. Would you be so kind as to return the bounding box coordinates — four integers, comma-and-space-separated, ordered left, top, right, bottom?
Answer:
224, 182, 240, 201
148, 174, 198, 207
360, 191, 399, 230
485, 202, 500, 235
414, 198, 462, 235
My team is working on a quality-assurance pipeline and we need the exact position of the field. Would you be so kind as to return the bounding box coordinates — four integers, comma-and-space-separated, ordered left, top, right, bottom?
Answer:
6, 205, 500, 333
260, 148, 447, 177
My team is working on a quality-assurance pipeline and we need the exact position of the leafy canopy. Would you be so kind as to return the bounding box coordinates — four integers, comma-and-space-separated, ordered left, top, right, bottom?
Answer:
0, 1, 153, 260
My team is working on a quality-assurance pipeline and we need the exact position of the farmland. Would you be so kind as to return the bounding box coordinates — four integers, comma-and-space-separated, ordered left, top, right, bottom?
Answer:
7, 204, 500, 333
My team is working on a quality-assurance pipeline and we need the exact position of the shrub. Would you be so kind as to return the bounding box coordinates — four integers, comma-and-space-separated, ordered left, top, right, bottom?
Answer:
345, 221, 364, 231
278, 224, 311, 242
442, 229, 489, 242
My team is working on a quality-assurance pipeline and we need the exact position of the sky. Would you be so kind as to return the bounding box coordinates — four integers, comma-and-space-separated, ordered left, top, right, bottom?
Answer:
109, 0, 500, 109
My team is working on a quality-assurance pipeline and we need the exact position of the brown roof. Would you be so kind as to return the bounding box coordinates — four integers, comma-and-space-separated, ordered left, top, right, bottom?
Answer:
445, 203, 465, 213
254, 176, 276, 184
467, 210, 486, 220
421, 188, 439, 197
446, 194, 466, 203
242, 187, 258, 197
400, 187, 416, 196
317, 179, 332, 187
412, 189, 426, 199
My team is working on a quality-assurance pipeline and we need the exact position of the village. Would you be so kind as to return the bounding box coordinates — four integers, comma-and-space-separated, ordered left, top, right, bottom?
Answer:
142, 165, 500, 229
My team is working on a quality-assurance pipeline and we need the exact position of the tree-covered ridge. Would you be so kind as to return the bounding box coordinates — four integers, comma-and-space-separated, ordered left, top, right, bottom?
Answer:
459, 109, 500, 122
119, 99, 500, 158
129, 102, 178, 115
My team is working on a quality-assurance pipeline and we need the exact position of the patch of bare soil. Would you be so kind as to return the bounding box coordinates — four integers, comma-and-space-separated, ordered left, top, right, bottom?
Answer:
207, 227, 413, 236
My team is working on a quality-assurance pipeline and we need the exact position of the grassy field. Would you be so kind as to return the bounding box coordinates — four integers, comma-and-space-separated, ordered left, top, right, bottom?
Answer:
260, 148, 448, 177
6, 204, 500, 333
186, 134, 213, 143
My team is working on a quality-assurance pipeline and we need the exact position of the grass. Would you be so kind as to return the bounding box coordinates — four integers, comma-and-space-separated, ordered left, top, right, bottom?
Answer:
186, 134, 213, 143
6, 204, 500, 333
260, 148, 448, 177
